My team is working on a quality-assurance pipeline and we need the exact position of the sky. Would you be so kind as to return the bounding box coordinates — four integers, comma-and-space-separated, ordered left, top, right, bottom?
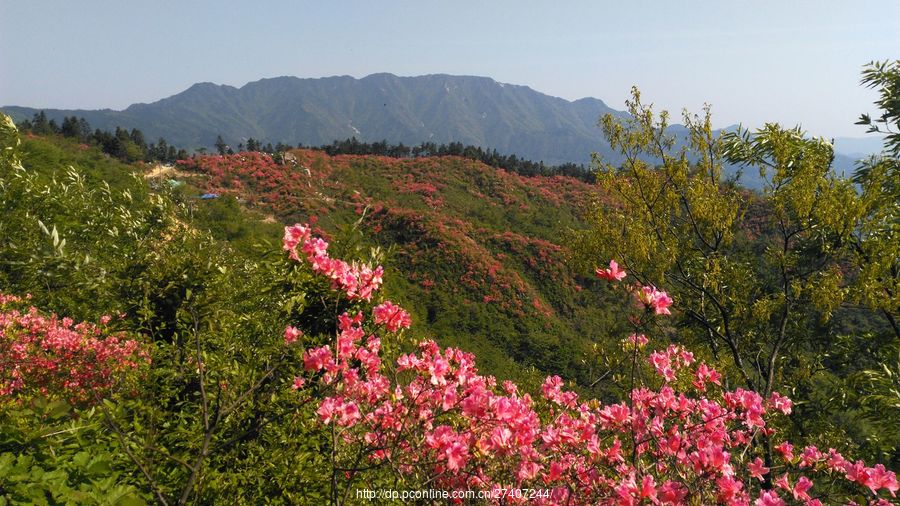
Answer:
1, 1, 897, 137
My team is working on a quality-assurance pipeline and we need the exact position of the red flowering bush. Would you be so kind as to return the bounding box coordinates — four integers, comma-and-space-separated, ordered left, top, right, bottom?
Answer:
284, 223, 897, 505
0, 293, 149, 405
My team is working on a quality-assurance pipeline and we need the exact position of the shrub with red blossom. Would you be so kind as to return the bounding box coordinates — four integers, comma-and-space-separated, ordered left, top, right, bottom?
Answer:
284, 225, 898, 505
0, 293, 149, 405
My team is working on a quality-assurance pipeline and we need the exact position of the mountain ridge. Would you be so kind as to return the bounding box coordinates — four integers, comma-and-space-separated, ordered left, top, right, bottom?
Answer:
2, 73, 867, 185
2, 73, 623, 166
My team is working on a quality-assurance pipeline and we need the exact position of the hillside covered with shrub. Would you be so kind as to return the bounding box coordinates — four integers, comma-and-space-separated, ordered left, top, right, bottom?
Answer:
173, 148, 630, 386
0, 60, 897, 505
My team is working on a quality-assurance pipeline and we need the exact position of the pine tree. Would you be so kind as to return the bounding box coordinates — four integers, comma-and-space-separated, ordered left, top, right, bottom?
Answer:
215, 135, 227, 155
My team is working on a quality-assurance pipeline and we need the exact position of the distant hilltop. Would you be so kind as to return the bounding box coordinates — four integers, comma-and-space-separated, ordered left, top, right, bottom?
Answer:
2, 73, 870, 187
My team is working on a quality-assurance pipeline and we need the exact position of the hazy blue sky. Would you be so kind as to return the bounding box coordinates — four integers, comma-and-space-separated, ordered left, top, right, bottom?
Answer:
1, 1, 897, 137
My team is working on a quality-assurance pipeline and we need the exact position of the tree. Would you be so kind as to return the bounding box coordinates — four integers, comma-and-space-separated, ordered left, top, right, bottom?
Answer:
576, 83, 898, 432
849, 61, 900, 335
31, 111, 50, 134
60, 116, 81, 139
857, 60, 900, 157
129, 128, 146, 150
214, 135, 227, 155
77, 118, 92, 143
158, 137, 170, 160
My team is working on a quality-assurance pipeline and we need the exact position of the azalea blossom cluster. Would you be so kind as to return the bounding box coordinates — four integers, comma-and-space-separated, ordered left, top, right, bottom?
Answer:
372, 301, 412, 332
283, 223, 384, 301
595, 260, 673, 316
304, 334, 897, 504
637, 285, 674, 316
0, 292, 148, 404
284, 231, 898, 504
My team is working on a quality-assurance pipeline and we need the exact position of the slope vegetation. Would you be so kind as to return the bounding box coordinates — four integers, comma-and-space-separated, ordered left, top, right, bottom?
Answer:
176, 150, 629, 383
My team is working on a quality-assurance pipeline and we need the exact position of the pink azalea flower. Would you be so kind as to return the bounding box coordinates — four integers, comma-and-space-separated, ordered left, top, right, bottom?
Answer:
799, 446, 823, 467
596, 259, 627, 281
303, 345, 333, 371
638, 285, 673, 315
639, 475, 658, 501
716, 475, 743, 502
774, 473, 791, 492
627, 333, 649, 348
337, 400, 361, 426
546, 461, 566, 482
658, 481, 688, 504
826, 448, 848, 471
372, 301, 412, 332
768, 391, 793, 415
649, 351, 676, 382
541, 375, 564, 403
755, 490, 785, 506
517, 460, 542, 481
445, 441, 468, 471
283, 325, 302, 345
282, 224, 311, 258
775, 442, 794, 462
864, 464, 899, 496
793, 476, 813, 501
650, 290, 673, 315
748, 457, 769, 480
694, 363, 722, 390
317, 397, 339, 424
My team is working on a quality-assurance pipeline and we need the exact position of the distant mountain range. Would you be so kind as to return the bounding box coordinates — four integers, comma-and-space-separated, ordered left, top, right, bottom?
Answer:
2, 73, 877, 186
2, 74, 625, 166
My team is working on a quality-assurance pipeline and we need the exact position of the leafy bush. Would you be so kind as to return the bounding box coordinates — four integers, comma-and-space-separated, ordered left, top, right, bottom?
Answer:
0, 291, 150, 505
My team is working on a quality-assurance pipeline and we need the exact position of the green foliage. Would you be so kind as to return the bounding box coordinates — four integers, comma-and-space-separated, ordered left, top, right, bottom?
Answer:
183, 194, 284, 252
847, 341, 900, 433
857, 59, 900, 157
575, 85, 898, 464
0, 131, 173, 320
0, 400, 147, 505
0, 117, 338, 503
847, 62, 900, 340
103, 257, 334, 503
0, 115, 19, 169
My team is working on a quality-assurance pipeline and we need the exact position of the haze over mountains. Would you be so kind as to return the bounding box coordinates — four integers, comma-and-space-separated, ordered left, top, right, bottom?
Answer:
2, 73, 873, 185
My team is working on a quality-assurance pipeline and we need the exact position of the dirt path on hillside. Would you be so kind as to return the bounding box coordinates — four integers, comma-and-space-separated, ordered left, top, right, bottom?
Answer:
144, 164, 192, 179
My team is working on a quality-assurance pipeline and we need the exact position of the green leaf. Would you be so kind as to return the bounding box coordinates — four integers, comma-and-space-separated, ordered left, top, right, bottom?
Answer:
46, 400, 71, 419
